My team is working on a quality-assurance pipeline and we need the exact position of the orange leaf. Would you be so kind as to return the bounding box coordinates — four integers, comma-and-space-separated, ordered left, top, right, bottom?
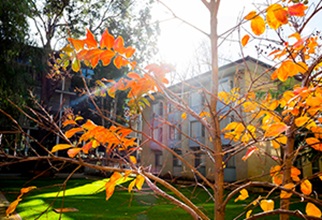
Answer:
251, 16, 265, 36
84, 29, 97, 49
127, 72, 141, 80
124, 47, 136, 58
272, 173, 283, 186
20, 186, 37, 195
65, 127, 83, 138
113, 36, 126, 54
242, 146, 258, 161
81, 141, 93, 154
260, 199, 274, 212
51, 144, 73, 153
306, 137, 322, 151
244, 11, 257, 20
100, 50, 115, 66
82, 120, 97, 130
110, 172, 123, 183
266, 4, 288, 29
100, 29, 115, 49
67, 148, 82, 158
306, 202, 322, 217
63, 119, 77, 127
264, 122, 288, 137
84, 48, 104, 68
295, 116, 310, 127
280, 183, 295, 199
241, 35, 250, 47
114, 55, 129, 69
291, 166, 301, 182
6, 198, 22, 217
270, 165, 281, 176
288, 3, 307, 17
300, 180, 312, 195
105, 182, 116, 201
67, 38, 85, 51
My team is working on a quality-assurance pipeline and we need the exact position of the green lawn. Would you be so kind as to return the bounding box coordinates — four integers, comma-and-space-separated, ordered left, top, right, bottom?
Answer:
0, 177, 307, 220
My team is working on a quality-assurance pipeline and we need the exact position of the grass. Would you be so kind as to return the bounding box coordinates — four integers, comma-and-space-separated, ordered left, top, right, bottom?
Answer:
0, 177, 308, 220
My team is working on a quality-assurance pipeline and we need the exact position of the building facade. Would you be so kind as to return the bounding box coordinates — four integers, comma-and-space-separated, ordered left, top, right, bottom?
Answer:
140, 56, 280, 182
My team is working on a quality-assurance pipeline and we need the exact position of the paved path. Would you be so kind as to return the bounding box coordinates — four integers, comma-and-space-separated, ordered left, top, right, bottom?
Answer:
0, 192, 21, 220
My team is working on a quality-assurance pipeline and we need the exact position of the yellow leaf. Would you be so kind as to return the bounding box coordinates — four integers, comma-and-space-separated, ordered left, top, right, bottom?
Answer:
71, 58, 81, 72
75, 116, 84, 121
264, 122, 288, 137
272, 135, 287, 149
128, 179, 136, 193
251, 16, 265, 36
6, 198, 22, 217
181, 112, 187, 120
241, 35, 250, 47
129, 156, 137, 164
51, 144, 73, 153
295, 116, 310, 127
234, 189, 249, 202
280, 183, 295, 199
306, 202, 322, 217
246, 210, 252, 218
300, 180, 312, 195
135, 175, 145, 190
260, 199, 274, 212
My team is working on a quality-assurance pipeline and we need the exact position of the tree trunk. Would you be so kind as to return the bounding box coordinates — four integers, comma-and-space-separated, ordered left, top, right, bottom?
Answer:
280, 124, 295, 220
209, 1, 225, 220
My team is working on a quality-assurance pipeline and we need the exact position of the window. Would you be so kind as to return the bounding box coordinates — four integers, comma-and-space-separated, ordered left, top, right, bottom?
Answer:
152, 101, 163, 117
155, 152, 163, 166
219, 78, 233, 92
223, 153, 235, 168
153, 126, 163, 142
190, 121, 205, 138
152, 101, 164, 142
189, 91, 204, 110
173, 149, 182, 167
169, 124, 181, 141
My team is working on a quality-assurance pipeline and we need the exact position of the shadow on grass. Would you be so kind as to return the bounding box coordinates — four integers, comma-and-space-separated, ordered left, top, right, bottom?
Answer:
0, 177, 308, 220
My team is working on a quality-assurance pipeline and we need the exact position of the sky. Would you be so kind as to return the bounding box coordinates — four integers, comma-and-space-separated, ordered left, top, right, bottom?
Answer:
152, 0, 322, 76
152, 0, 255, 74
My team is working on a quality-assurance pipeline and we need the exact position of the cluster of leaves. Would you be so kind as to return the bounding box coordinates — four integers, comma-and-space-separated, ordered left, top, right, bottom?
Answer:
47, 29, 172, 204
51, 113, 137, 159
6, 186, 36, 217
57, 28, 171, 113
105, 171, 144, 201
220, 0, 322, 218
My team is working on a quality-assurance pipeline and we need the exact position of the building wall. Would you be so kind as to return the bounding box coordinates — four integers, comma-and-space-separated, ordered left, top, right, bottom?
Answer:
140, 57, 278, 182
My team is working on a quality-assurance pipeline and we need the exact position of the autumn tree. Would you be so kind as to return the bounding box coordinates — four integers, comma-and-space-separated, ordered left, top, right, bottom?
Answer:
2, 0, 322, 220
